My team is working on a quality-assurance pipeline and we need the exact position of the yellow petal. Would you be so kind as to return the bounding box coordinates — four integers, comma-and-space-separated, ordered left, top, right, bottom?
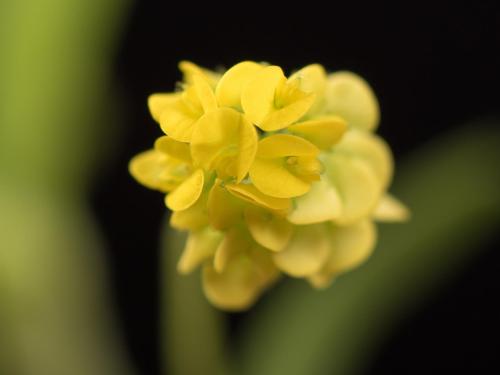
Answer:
215, 61, 263, 109
193, 74, 217, 112
177, 227, 222, 274
308, 219, 376, 288
289, 64, 327, 93
327, 219, 377, 272
259, 92, 315, 131
325, 71, 380, 131
247, 245, 281, 285
213, 226, 252, 273
206, 241, 279, 311
170, 192, 209, 231
165, 169, 204, 211
148, 93, 180, 122
207, 181, 244, 230
288, 64, 327, 115
234, 115, 259, 182
179, 60, 220, 87
287, 178, 342, 224
307, 269, 337, 289
225, 183, 291, 212
241, 65, 316, 130
334, 129, 393, 188
202, 255, 264, 311
244, 206, 293, 252
249, 157, 311, 198
373, 194, 410, 222
159, 98, 201, 142
256, 134, 320, 159
288, 116, 347, 150
129, 149, 177, 192
191, 108, 258, 182
181, 84, 204, 113
325, 153, 381, 225
273, 224, 330, 277
154, 136, 191, 163
241, 65, 285, 125
249, 135, 320, 198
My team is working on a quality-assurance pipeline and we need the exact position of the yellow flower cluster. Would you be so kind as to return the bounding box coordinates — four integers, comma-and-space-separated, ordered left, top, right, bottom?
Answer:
130, 61, 409, 310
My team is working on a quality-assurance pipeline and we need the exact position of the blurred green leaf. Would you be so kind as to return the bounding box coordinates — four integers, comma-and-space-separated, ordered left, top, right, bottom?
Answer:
0, 1, 133, 374
0, 190, 135, 375
235, 121, 500, 375
0, 0, 128, 190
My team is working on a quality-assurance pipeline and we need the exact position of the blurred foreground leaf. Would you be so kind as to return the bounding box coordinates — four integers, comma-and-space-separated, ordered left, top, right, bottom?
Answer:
235, 121, 500, 375
0, 190, 135, 375
0, 0, 128, 191
0, 1, 132, 374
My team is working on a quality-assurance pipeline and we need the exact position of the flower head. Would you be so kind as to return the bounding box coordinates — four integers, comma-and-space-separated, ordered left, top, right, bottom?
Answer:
130, 61, 409, 311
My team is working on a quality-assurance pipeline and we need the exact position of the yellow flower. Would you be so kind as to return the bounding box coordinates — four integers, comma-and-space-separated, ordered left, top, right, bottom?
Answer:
288, 64, 328, 117
324, 71, 380, 131
178, 223, 280, 311
178, 60, 221, 87
249, 134, 321, 198
244, 205, 293, 252
130, 61, 409, 311
241, 66, 316, 131
224, 181, 291, 212
149, 62, 220, 142
129, 136, 204, 212
203, 239, 280, 310
191, 107, 258, 183
307, 219, 377, 288
215, 61, 264, 110
287, 116, 346, 150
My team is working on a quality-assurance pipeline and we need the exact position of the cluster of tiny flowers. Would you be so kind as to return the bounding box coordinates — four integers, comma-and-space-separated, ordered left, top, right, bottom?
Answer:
130, 61, 409, 310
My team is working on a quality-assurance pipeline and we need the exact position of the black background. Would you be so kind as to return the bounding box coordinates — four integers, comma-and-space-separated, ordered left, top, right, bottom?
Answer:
91, 1, 500, 374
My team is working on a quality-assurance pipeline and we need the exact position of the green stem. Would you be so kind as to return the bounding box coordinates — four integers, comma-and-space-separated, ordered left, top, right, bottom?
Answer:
162, 224, 229, 375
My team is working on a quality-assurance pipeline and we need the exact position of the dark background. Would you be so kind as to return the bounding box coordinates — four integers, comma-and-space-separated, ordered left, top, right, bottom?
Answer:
91, 1, 500, 374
